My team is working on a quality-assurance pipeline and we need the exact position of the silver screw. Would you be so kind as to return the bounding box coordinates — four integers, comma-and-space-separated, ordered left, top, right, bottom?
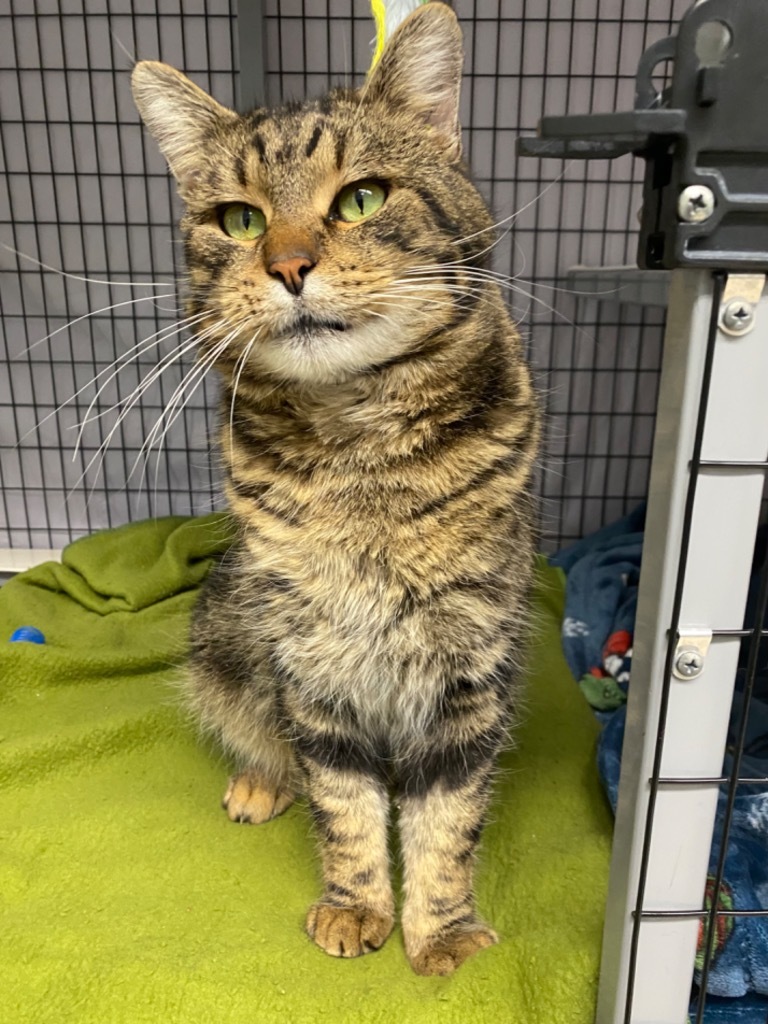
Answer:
675, 649, 704, 679
721, 299, 755, 334
677, 185, 716, 223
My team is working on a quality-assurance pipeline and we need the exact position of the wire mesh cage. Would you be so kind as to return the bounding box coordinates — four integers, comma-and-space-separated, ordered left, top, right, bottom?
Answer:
1, 0, 688, 555
2, 2, 768, 1023
0, 0, 240, 551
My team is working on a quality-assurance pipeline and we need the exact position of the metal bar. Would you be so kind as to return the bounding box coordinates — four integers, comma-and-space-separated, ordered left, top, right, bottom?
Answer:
712, 629, 768, 637
641, 909, 768, 920
699, 460, 768, 468
236, 0, 267, 112
656, 777, 768, 786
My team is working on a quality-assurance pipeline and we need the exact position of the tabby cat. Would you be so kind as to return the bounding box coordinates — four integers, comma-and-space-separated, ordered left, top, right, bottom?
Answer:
132, 1, 540, 976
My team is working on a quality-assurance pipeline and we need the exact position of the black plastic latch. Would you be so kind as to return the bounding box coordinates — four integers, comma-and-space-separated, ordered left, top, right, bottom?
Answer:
518, 0, 768, 272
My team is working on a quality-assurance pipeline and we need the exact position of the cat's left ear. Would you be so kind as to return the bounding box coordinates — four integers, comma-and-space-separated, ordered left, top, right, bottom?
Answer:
132, 62, 238, 191
365, 2, 464, 161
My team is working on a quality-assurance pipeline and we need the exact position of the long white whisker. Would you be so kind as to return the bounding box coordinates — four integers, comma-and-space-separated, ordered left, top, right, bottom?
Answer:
370, 299, 469, 326
382, 278, 487, 295
505, 273, 624, 299
390, 271, 593, 336
141, 334, 238, 504
488, 279, 596, 340
70, 317, 231, 500
72, 319, 226, 464
71, 311, 212, 452
2, 243, 176, 289
404, 264, 547, 289
110, 28, 136, 65
17, 293, 178, 357
145, 320, 251, 500
372, 289, 462, 310
401, 274, 504, 297
76, 318, 222, 434
228, 331, 259, 457
146, 320, 247, 460
446, 163, 573, 249
399, 172, 571, 278
383, 283, 487, 305
386, 278, 486, 295
16, 311, 209, 447
282, 174, 570, 309
401, 267, 586, 306
363, 310, 401, 326
402, 258, 618, 302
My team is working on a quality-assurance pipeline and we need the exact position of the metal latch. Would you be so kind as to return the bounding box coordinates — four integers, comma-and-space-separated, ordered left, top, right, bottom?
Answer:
719, 274, 766, 337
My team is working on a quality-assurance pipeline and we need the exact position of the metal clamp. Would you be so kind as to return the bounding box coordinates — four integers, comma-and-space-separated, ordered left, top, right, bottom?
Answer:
718, 274, 765, 337
672, 629, 712, 680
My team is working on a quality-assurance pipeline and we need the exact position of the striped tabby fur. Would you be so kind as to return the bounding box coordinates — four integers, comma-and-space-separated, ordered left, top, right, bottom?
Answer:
132, 2, 540, 975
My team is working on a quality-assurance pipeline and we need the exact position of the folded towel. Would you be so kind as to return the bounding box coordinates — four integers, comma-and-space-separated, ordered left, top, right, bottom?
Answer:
1, 516, 613, 1024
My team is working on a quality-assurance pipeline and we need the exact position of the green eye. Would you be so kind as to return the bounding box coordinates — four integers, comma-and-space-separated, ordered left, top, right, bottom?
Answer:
220, 203, 266, 240
336, 181, 387, 223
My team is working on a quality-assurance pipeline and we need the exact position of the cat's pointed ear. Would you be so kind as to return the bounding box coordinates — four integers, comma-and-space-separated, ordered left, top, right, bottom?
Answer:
131, 61, 237, 190
365, 3, 464, 160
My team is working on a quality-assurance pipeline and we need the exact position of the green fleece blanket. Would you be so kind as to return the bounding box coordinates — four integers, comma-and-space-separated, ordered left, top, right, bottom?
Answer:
0, 515, 612, 1024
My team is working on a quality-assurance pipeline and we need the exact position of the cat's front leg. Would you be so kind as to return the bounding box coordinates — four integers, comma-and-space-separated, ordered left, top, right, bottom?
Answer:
398, 750, 500, 976
302, 759, 394, 958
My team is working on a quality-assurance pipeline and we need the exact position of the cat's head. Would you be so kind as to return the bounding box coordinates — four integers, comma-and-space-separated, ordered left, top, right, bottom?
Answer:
132, 2, 492, 385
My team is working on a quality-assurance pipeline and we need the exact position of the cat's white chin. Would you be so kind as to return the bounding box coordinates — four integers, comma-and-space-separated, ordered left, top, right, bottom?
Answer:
253, 318, 414, 384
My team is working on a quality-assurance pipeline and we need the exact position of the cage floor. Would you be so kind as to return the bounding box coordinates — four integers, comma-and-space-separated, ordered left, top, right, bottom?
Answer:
0, 516, 612, 1024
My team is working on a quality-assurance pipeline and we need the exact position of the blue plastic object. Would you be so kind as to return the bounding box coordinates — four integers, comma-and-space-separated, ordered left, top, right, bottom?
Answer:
10, 626, 46, 645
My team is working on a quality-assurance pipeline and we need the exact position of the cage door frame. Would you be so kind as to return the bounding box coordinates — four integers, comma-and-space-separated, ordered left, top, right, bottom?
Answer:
596, 268, 768, 1023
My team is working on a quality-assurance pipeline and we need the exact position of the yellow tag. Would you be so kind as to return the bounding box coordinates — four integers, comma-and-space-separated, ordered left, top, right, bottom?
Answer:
369, 0, 429, 71
370, 0, 388, 69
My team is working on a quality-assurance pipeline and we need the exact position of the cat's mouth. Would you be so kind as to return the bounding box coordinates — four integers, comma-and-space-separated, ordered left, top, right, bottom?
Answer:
275, 313, 348, 341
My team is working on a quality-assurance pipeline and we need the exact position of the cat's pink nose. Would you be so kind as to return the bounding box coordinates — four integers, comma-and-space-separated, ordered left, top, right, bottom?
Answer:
268, 254, 316, 296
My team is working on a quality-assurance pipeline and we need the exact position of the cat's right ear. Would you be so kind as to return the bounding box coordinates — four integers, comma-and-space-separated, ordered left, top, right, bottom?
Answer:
364, 3, 464, 161
131, 62, 237, 191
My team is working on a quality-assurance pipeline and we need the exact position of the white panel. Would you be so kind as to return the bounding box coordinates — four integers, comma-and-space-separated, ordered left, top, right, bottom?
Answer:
598, 271, 768, 1022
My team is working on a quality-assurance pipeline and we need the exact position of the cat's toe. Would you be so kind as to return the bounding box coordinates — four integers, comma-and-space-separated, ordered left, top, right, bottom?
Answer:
306, 903, 393, 958
407, 922, 498, 976
222, 772, 294, 824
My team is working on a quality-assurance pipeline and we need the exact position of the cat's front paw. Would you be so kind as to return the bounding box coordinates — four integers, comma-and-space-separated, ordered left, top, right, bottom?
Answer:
222, 771, 295, 824
306, 902, 393, 958
407, 922, 498, 976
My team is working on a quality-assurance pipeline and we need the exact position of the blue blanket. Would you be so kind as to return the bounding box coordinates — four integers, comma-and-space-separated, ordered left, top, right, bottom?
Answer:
550, 506, 644, 714
553, 511, 768, 1019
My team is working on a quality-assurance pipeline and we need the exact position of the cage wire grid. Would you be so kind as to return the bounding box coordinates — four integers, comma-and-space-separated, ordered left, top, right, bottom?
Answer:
0, 0, 240, 549
0, 0, 689, 553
